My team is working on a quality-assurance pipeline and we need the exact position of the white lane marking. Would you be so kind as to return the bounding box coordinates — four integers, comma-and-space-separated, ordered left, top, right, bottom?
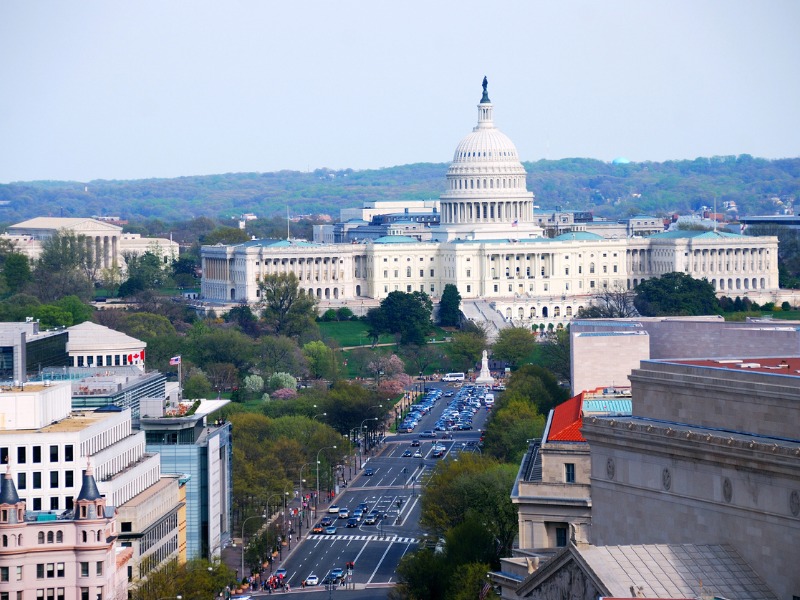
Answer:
367, 538, 395, 585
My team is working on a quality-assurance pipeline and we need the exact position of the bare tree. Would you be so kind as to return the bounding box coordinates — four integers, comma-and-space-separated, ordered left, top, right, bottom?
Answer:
576, 284, 638, 318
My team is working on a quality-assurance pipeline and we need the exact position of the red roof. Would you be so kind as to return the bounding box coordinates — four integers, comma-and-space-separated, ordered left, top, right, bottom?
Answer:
547, 392, 585, 442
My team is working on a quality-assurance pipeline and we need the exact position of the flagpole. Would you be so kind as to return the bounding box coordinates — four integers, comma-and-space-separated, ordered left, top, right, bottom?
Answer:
178, 358, 182, 400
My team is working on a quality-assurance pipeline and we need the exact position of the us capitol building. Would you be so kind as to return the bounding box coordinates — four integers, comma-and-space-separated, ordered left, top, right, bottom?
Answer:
201, 81, 779, 330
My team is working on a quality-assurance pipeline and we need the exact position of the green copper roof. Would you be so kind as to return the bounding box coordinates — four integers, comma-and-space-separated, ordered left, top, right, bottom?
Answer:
650, 230, 746, 240
372, 235, 420, 244
552, 231, 605, 241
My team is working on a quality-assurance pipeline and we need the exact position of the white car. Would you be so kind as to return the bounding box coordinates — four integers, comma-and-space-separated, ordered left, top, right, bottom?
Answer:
304, 574, 319, 586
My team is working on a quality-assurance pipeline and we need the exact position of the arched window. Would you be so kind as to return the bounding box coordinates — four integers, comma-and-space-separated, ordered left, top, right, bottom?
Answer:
56, 531, 63, 543
38, 532, 44, 544
542, 307, 549, 318
589, 263, 595, 274
2, 534, 7, 547
406, 267, 411, 277
554, 306, 561, 317
82, 531, 88, 543
566, 306, 573, 316
47, 531, 54, 543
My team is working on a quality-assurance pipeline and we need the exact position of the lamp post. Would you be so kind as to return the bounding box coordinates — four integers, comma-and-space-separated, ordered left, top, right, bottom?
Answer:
299, 461, 314, 528
313, 412, 327, 421
265, 493, 282, 520
360, 417, 378, 460
316, 445, 337, 509
365, 405, 383, 451
282, 490, 290, 548
240, 513, 266, 580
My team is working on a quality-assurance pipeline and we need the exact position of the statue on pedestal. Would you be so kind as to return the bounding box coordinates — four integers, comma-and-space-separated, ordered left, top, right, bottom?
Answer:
475, 349, 495, 386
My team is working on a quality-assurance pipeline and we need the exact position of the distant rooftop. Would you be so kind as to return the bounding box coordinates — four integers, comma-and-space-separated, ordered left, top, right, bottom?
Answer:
666, 356, 800, 378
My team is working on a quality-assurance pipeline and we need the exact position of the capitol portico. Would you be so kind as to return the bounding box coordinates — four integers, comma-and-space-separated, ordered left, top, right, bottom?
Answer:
201, 81, 780, 330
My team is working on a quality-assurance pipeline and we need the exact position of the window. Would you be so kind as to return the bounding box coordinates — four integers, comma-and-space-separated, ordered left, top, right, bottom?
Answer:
46, 563, 54, 578
56, 531, 63, 543
466, 269, 471, 277
556, 527, 568, 547
80, 563, 89, 577
493, 284, 498, 292
16, 566, 22, 581
17, 447, 26, 463
96, 562, 103, 576
0, 448, 6, 465
33, 446, 41, 463
565, 463, 575, 483
33, 498, 42, 511
81, 589, 89, 600
56, 563, 64, 578
65, 471, 73, 487
47, 532, 53, 543
430, 269, 434, 276
0, 566, 8, 581
50, 471, 58, 488
17, 473, 26, 490
466, 285, 471, 293
57, 589, 65, 600
50, 498, 59, 510
33, 472, 41, 489
37, 564, 45, 578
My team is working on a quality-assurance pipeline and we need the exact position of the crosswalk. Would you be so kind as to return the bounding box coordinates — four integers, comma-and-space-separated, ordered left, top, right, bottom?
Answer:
307, 534, 419, 543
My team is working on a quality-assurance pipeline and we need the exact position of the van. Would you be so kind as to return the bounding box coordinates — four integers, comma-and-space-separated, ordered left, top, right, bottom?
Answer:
484, 393, 495, 407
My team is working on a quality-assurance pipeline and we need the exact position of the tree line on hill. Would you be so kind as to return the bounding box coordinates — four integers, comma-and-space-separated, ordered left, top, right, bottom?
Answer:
1, 155, 798, 226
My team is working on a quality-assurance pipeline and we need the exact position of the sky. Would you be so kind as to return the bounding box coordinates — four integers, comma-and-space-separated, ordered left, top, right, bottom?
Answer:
1, 1, 799, 183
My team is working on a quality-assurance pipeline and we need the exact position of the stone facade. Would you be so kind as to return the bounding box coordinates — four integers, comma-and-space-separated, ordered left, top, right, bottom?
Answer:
581, 357, 800, 600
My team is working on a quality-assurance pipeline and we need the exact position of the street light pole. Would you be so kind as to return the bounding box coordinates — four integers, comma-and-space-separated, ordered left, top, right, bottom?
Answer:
240, 513, 266, 580
316, 445, 337, 509
360, 417, 378, 459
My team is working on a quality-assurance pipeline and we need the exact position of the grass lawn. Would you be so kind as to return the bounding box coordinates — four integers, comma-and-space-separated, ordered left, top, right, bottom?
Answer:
319, 321, 452, 348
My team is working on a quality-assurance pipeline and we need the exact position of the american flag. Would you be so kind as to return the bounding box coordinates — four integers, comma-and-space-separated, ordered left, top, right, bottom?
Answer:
169, 356, 181, 366
479, 580, 492, 599
511, 219, 518, 227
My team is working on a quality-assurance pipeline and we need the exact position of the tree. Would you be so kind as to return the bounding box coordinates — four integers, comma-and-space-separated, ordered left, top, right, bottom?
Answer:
54, 295, 93, 325
634, 272, 720, 316
576, 284, 638, 318
224, 305, 260, 336
255, 335, 307, 377
335, 306, 354, 321
367, 291, 433, 346
257, 273, 318, 337
491, 327, 536, 368
447, 331, 486, 372
267, 372, 297, 392
121, 250, 171, 294
2, 253, 32, 296
201, 226, 250, 245
183, 369, 213, 399
438, 284, 462, 327
538, 328, 571, 383
31, 230, 95, 301
302, 340, 338, 380
400, 344, 442, 376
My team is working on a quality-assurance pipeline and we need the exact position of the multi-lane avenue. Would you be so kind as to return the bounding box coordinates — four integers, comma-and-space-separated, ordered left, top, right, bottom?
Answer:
266, 381, 490, 596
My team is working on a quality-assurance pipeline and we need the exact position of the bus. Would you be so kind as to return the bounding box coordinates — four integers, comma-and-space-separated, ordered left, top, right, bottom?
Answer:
442, 372, 465, 382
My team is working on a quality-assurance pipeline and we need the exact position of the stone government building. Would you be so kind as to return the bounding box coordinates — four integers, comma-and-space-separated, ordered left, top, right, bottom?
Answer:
201, 82, 780, 329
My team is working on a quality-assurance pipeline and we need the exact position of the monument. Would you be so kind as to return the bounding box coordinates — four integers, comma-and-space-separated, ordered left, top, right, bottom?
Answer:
475, 349, 495, 386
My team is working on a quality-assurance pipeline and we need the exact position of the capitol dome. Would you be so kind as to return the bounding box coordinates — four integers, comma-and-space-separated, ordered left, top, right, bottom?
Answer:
438, 79, 535, 230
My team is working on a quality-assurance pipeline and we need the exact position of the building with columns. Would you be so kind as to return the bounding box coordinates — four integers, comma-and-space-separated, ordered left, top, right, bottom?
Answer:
2, 217, 179, 277
201, 82, 780, 329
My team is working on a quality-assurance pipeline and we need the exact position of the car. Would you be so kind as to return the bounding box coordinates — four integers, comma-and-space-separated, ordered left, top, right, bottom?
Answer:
330, 567, 344, 580
275, 568, 287, 579
320, 516, 334, 526
402, 449, 413, 457
304, 574, 319, 586
357, 502, 368, 511
363, 514, 378, 525
338, 507, 350, 518
353, 508, 364, 519
312, 524, 324, 534
328, 504, 340, 513
346, 517, 359, 527
419, 430, 436, 438
432, 449, 445, 458
364, 468, 374, 476
324, 526, 337, 535
410, 440, 421, 447
413, 450, 422, 458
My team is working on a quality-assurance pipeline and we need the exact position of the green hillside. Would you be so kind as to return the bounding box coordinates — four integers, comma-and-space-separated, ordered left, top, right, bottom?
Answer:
1, 155, 798, 226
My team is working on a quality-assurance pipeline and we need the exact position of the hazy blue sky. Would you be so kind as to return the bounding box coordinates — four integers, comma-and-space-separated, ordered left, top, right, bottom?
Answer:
1, 1, 798, 183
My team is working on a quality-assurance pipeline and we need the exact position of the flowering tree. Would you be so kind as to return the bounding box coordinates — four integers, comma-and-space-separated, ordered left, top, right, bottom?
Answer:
367, 354, 406, 378
268, 372, 298, 392
272, 387, 298, 400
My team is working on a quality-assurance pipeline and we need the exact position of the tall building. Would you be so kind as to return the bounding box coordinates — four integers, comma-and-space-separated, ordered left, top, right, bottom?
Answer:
201, 81, 780, 329
0, 460, 131, 600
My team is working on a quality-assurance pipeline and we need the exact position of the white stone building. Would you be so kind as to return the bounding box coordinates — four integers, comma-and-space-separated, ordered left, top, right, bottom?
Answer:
2, 217, 179, 276
200, 83, 780, 329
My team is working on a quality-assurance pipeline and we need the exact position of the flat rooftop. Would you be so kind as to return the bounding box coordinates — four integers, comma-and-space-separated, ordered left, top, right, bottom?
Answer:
0, 410, 120, 435
667, 356, 800, 378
